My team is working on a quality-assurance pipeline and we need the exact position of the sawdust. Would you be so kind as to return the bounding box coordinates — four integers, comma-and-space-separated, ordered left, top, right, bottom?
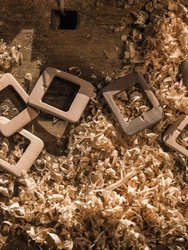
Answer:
113, 85, 152, 121
0, 40, 22, 72
0, 0, 188, 249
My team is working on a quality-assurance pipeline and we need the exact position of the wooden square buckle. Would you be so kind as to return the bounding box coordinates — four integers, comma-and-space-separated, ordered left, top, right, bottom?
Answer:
0, 117, 44, 177
163, 115, 188, 158
28, 67, 94, 123
103, 72, 163, 135
0, 74, 39, 137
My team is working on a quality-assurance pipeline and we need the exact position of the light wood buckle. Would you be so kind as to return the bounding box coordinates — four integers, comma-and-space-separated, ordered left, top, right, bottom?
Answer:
28, 67, 94, 123
0, 117, 44, 177
0, 74, 39, 137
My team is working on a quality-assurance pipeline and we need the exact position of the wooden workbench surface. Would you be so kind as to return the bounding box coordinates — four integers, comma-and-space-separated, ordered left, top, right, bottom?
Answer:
0, 0, 130, 84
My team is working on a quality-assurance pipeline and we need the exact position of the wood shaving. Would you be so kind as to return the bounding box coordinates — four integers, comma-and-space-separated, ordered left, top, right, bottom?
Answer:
0, 40, 22, 71
113, 85, 152, 121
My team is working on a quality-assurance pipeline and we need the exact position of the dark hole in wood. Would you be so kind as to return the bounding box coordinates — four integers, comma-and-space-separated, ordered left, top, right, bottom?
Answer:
0, 85, 27, 119
42, 76, 80, 112
51, 9, 77, 30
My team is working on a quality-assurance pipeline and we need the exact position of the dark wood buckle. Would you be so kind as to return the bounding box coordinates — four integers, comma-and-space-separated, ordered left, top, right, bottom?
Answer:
163, 115, 188, 158
103, 72, 163, 135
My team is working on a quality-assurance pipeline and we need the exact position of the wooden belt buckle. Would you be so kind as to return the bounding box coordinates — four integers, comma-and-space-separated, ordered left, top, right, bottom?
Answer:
179, 60, 188, 88
0, 74, 39, 137
103, 72, 163, 135
28, 67, 94, 123
0, 117, 44, 177
163, 115, 188, 158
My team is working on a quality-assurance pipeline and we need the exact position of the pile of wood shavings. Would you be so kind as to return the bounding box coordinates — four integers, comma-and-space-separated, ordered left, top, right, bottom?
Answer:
113, 85, 152, 121
0, 1, 188, 249
0, 40, 22, 72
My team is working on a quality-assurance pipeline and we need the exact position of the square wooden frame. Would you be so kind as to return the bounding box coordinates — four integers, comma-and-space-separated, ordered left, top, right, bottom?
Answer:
0, 74, 39, 137
163, 115, 188, 158
0, 117, 44, 177
28, 67, 94, 123
103, 72, 163, 135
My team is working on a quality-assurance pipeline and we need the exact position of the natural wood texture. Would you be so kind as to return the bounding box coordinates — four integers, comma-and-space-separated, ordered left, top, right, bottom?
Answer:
0, 0, 125, 85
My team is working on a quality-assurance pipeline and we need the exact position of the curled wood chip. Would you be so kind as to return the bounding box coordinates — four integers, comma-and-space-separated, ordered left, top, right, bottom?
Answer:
0, 40, 22, 70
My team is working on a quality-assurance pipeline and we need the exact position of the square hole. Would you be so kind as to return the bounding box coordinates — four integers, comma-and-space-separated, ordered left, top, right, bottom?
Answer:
28, 67, 94, 123
0, 133, 30, 164
42, 76, 80, 112
113, 83, 152, 122
51, 9, 77, 30
103, 72, 163, 135
0, 85, 27, 118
